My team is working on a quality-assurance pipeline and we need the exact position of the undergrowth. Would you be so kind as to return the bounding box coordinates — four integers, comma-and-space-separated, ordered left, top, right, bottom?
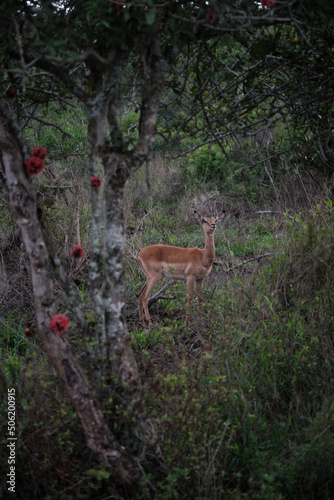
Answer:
1, 157, 334, 499
131, 198, 334, 500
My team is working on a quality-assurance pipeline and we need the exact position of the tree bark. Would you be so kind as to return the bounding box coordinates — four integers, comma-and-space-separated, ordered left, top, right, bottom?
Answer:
101, 151, 141, 396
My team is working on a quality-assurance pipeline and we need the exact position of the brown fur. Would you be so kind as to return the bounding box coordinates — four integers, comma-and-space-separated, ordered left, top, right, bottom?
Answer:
137, 211, 225, 325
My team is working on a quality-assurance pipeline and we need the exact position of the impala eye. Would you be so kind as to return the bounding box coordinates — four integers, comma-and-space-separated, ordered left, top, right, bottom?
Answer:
203, 219, 208, 224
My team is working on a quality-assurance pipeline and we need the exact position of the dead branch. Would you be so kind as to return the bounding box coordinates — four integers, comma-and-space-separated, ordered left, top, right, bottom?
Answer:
214, 252, 271, 272
128, 279, 176, 318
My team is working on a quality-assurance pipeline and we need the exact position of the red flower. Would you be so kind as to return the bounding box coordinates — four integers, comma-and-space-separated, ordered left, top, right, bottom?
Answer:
32, 146, 47, 159
205, 10, 219, 24
70, 244, 84, 258
24, 146, 47, 175
90, 177, 104, 187
5, 89, 17, 99
49, 314, 70, 334
24, 156, 45, 175
261, 0, 275, 7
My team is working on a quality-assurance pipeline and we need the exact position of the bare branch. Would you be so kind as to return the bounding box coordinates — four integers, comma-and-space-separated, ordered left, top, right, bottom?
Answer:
214, 253, 271, 272
128, 279, 176, 318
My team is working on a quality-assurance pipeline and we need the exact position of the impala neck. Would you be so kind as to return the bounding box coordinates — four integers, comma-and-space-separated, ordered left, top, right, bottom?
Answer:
203, 231, 216, 267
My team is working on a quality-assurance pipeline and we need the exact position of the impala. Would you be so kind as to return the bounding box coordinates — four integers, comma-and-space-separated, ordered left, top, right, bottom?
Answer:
136, 210, 225, 325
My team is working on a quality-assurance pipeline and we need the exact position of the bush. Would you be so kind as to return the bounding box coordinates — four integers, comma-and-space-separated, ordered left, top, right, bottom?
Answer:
191, 143, 227, 186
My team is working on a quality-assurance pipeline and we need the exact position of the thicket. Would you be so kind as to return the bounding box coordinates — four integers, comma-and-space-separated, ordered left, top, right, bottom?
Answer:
1, 111, 334, 497
2, 2, 334, 496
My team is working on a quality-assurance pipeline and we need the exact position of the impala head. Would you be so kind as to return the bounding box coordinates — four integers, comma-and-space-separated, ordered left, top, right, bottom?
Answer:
194, 210, 225, 234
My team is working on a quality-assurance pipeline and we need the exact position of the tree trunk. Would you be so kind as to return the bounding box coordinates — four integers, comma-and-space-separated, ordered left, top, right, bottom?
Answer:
98, 41, 166, 396
102, 151, 141, 397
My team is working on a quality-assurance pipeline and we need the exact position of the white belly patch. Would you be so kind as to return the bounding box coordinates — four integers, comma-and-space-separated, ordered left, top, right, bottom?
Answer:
161, 263, 212, 280
162, 272, 186, 280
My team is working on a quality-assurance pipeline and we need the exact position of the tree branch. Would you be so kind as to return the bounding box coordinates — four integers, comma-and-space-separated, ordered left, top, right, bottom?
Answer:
128, 279, 176, 318
214, 253, 271, 272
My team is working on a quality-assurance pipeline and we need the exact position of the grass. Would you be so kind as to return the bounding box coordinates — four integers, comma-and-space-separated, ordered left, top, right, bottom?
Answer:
1, 157, 334, 499
125, 168, 334, 499
0, 312, 31, 355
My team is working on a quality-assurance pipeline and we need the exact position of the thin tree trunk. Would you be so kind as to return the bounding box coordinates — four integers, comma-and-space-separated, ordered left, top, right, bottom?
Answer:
98, 41, 166, 397
87, 85, 106, 337
102, 151, 141, 397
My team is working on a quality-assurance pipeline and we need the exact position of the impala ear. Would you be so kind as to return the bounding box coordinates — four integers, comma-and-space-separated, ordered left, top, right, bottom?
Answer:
215, 210, 225, 222
194, 210, 203, 223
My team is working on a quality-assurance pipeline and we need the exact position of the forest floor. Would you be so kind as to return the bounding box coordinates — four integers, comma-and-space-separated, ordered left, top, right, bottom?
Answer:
1, 157, 334, 499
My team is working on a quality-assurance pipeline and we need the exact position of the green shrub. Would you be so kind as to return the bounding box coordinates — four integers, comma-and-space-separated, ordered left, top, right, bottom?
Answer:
191, 143, 227, 185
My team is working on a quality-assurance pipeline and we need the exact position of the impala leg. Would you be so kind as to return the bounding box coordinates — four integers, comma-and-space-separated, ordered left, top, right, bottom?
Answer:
196, 278, 204, 319
186, 275, 195, 323
137, 283, 147, 324
142, 275, 161, 326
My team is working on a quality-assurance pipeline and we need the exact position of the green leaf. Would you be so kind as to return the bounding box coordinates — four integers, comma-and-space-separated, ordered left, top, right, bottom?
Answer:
98, 20, 111, 29
48, 46, 57, 56
85, 468, 110, 481
145, 7, 157, 26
